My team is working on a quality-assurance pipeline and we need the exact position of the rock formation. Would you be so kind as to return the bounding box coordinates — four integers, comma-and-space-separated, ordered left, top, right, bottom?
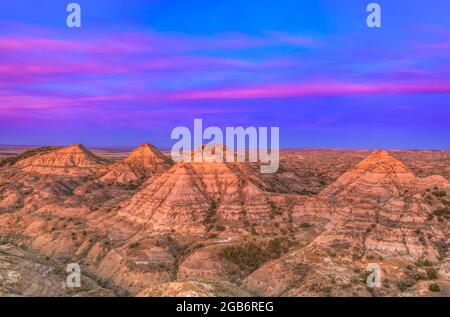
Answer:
15, 144, 106, 176
99, 143, 173, 185
321, 150, 450, 199
0, 146, 448, 297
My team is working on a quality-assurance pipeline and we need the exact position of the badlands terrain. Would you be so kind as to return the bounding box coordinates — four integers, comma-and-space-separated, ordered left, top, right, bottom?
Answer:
0, 144, 448, 297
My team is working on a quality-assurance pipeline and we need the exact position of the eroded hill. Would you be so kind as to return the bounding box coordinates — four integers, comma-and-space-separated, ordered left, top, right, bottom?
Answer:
0, 145, 448, 297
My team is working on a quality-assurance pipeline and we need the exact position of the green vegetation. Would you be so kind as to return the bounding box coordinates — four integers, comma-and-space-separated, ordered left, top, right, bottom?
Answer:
208, 233, 218, 239
426, 268, 438, 280
299, 222, 312, 229
203, 201, 218, 225
415, 258, 433, 267
219, 242, 268, 272
296, 189, 318, 196
124, 183, 139, 190
0, 146, 61, 167
266, 238, 283, 258
396, 280, 413, 292
215, 225, 226, 231
428, 283, 441, 292
129, 242, 140, 249
432, 208, 449, 220
219, 238, 293, 273
432, 190, 447, 198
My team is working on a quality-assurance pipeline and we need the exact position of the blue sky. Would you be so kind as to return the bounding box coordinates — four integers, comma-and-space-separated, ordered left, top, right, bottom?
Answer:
0, 0, 449, 149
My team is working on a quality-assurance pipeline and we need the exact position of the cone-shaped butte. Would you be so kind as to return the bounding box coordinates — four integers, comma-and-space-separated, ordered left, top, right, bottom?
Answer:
116, 154, 273, 233
126, 143, 172, 167
99, 143, 173, 185
322, 150, 450, 199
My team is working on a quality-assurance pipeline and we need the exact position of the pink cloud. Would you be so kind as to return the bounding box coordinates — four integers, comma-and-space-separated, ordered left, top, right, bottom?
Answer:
0, 30, 319, 57
172, 81, 450, 100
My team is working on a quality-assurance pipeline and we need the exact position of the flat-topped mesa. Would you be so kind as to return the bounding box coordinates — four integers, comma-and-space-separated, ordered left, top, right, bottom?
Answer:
16, 144, 104, 168
98, 143, 173, 185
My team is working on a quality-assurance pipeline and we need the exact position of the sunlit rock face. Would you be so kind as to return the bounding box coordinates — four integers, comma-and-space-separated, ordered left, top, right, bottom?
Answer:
0, 146, 448, 297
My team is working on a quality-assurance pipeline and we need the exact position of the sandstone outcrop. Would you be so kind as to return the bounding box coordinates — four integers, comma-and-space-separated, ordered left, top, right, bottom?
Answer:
0, 146, 448, 297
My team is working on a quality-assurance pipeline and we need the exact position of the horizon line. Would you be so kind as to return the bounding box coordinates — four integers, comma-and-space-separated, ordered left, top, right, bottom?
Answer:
1, 144, 450, 152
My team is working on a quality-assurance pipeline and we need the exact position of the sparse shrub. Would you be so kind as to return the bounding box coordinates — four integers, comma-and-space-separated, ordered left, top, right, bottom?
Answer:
296, 189, 317, 196
415, 258, 433, 267
215, 225, 226, 231
208, 233, 218, 239
428, 283, 440, 292
396, 280, 413, 292
432, 208, 449, 220
219, 242, 268, 272
330, 276, 336, 285
426, 268, 438, 280
266, 238, 282, 258
328, 251, 337, 258
342, 283, 352, 289
299, 222, 312, 229
204, 201, 217, 225
415, 272, 427, 280
219, 238, 292, 273
129, 242, 140, 249
432, 190, 447, 198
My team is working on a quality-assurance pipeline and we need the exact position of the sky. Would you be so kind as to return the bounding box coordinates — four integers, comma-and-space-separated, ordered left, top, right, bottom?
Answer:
0, 0, 449, 149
